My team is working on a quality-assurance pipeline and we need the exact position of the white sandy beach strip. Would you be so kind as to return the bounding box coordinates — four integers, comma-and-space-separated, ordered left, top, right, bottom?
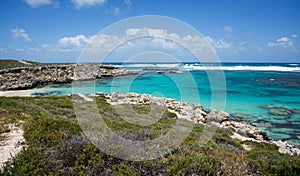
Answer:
0, 90, 32, 97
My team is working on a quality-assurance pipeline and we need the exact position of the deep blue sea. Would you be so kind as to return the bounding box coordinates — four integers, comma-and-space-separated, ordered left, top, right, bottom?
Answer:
31, 63, 300, 143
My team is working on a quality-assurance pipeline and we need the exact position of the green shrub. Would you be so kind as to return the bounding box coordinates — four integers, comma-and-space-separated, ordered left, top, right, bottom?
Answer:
113, 163, 140, 176
23, 116, 81, 147
1, 96, 300, 175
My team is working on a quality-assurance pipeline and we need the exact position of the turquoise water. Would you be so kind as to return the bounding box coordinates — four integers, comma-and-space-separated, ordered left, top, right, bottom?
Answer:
32, 63, 300, 143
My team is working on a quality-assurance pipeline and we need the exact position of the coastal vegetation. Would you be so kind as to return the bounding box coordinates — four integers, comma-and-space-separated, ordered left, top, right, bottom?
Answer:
0, 60, 42, 70
0, 95, 299, 175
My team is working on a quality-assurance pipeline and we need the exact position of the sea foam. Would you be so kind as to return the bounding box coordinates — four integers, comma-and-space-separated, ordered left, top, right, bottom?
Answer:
183, 64, 300, 72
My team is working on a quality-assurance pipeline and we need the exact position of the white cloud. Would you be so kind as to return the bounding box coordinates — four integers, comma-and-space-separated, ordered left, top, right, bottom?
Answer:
58, 34, 89, 48
11, 28, 32, 42
124, 0, 132, 6
224, 26, 233, 32
23, 0, 52, 8
267, 37, 293, 48
126, 28, 167, 37
53, 28, 233, 62
215, 39, 232, 48
126, 28, 140, 36
168, 33, 180, 41
204, 36, 231, 49
292, 34, 298, 38
71, 0, 106, 9
204, 36, 214, 43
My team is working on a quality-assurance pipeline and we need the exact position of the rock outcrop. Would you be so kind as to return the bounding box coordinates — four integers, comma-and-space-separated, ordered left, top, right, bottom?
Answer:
0, 64, 138, 91
98, 92, 300, 156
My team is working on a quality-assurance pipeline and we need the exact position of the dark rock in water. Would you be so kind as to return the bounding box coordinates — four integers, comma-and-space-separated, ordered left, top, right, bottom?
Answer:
291, 109, 300, 114
269, 108, 293, 116
267, 89, 287, 94
31, 91, 62, 96
260, 131, 269, 140
157, 71, 165, 74
227, 90, 240, 94
260, 104, 300, 116
230, 113, 256, 119
135, 76, 150, 81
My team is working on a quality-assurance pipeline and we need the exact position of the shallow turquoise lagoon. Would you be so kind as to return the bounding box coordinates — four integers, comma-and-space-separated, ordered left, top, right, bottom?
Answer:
32, 63, 300, 143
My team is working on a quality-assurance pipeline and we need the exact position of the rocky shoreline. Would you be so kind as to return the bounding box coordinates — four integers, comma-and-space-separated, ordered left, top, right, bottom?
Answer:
0, 64, 138, 91
1, 63, 299, 157
99, 92, 300, 156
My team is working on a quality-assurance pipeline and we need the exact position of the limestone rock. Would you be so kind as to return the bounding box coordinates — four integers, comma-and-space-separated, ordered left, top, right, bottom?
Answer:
206, 109, 229, 123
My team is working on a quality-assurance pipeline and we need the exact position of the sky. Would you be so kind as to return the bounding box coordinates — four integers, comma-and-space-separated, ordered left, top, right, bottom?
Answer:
0, 0, 299, 63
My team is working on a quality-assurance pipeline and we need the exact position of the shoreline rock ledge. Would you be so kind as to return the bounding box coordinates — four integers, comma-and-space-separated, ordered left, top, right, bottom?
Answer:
98, 92, 300, 156
0, 64, 138, 91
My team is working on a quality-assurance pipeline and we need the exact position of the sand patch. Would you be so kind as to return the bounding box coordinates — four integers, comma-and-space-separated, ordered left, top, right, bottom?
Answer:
0, 124, 26, 170
0, 90, 32, 97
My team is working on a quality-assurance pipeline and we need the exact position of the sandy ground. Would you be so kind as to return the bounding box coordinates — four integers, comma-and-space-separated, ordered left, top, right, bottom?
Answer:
0, 90, 32, 97
0, 124, 26, 170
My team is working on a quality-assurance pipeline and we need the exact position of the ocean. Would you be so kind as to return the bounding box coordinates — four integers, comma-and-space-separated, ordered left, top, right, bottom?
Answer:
31, 62, 300, 143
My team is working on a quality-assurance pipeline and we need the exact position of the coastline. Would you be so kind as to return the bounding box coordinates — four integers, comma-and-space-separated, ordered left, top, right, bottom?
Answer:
0, 64, 138, 91
1, 91, 300, 174
1, 89, 300, 156
100, 92, 300, 156
1, 62, 300, 157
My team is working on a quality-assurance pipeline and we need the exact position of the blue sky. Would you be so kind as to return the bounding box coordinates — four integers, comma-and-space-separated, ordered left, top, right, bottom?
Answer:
0, 0, 299, 63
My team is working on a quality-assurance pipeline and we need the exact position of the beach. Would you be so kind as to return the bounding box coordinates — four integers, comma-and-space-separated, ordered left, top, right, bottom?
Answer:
0, 90, 32, 97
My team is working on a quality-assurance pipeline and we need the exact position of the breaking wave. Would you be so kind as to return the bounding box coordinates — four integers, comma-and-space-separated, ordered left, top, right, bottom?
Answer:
182, 64, 300, 72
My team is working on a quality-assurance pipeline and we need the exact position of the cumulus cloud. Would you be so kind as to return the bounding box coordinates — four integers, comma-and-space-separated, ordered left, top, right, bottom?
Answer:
224, 26, 233, 32
23, 0, 53, 8
204, 36, 231, 49
215, 39, 232, 48
11, 28, 32, 42
126, 28, 167, 37
58, 34, 89, 47
292, 34, 298, 38
56, 28, 235, 62
267, 37, 293, 48
71, 0, 106, 9
59, 28, 232, 55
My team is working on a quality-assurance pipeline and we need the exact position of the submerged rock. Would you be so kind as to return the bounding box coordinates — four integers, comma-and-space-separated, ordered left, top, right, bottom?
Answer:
31, 91, 62, 96
230, 113, 256, 119
269, 108, 293, 116
259, 104, 300, 117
